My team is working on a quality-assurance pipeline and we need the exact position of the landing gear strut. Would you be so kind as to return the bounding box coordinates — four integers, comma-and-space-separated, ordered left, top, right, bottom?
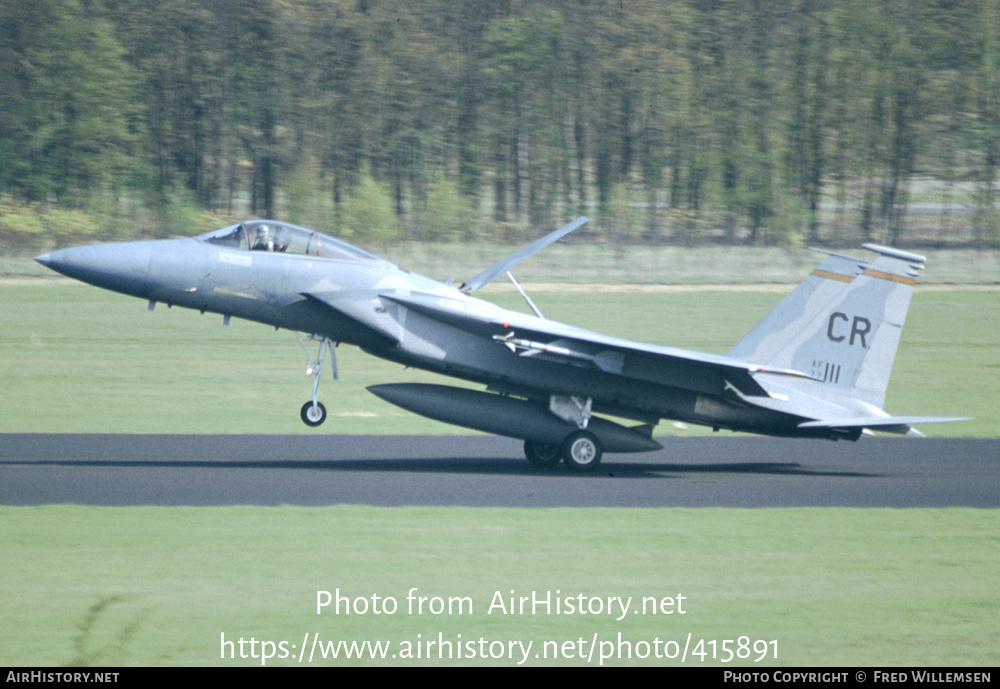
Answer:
296, 333, 337, 427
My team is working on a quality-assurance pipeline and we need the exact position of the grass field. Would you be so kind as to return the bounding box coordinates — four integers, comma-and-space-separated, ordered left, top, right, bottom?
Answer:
2, 283, 998, 666
1, 283, 996, 435
1, 506, 997, 667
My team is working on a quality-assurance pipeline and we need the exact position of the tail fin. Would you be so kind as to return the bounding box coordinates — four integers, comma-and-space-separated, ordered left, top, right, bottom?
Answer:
730, 244, 925, 409
727, 249, 868, 362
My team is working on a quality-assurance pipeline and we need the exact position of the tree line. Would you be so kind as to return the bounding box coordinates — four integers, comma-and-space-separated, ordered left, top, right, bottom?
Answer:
2, 0, 999, 250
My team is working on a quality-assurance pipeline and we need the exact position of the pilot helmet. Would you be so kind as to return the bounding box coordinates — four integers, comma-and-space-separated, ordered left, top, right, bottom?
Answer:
255, 224, 274, 249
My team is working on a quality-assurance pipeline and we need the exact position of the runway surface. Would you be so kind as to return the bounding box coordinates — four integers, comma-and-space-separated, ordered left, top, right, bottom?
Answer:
1, 434, 997, 507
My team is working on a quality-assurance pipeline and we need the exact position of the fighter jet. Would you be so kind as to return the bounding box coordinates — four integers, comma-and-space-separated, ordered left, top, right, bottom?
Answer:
35, 217, 962, 471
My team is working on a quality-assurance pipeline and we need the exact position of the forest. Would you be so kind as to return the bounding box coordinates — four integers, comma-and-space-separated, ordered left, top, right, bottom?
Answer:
2, 0, 999, 250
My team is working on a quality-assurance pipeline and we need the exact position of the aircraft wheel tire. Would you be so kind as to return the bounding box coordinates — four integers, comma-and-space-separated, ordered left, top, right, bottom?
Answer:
562, 431, 602, 472
524, 441, 562, 469
300, 401, 327, 427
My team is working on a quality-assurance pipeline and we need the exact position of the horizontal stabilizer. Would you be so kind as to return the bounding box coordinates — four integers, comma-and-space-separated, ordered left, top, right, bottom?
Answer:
799, 415, 970, 436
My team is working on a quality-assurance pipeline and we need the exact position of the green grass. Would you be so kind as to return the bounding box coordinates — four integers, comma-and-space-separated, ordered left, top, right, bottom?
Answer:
1, 284, 996, 435
1, 506, 997, 666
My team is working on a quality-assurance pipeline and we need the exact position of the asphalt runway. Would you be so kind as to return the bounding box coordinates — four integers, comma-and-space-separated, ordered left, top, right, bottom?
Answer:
2, 434, 998, 507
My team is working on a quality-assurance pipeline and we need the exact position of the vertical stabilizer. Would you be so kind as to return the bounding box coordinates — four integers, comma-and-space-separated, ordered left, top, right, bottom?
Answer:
733, 245, 925, 409
727, 249, 867, 362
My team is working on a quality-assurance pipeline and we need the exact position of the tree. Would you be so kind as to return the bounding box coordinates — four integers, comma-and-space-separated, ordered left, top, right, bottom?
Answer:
0, 0, 145, 206
339, 172, 397, 242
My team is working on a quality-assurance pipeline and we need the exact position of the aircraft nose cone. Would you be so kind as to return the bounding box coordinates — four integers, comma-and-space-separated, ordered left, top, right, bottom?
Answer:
34, 242, 153, 298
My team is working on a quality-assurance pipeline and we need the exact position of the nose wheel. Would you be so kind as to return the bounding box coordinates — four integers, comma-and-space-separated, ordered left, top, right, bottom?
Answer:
301, 401, 327, 427
296, 333, 337, 427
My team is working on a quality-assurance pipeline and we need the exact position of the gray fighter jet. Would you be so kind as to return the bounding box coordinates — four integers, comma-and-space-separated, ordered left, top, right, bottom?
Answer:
35, 218, 962, 471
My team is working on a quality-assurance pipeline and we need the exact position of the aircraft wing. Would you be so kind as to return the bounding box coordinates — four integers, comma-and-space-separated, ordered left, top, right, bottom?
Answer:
382, 291, 809, 398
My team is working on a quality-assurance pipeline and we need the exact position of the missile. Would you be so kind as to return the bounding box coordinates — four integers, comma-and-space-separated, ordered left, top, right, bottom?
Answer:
367, 383, 661, 453
492, 332, 626, 373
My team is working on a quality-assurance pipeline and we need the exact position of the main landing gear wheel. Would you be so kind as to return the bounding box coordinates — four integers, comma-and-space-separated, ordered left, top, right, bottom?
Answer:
301, 401, 327, 427
524, 441, 562, 469
562, 431, 602, 472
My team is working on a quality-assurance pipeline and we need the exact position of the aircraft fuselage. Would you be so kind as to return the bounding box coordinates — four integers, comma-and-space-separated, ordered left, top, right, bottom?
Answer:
37, 234, 796, 437
38, 219, 952, 470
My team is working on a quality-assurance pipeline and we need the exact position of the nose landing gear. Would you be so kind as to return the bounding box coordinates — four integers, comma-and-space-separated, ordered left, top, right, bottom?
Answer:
301, 400, 327, 427
296, 333, 337, 427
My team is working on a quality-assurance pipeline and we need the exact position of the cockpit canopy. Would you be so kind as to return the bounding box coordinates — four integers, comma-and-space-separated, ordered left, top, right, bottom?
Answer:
199, 220, 381, 261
